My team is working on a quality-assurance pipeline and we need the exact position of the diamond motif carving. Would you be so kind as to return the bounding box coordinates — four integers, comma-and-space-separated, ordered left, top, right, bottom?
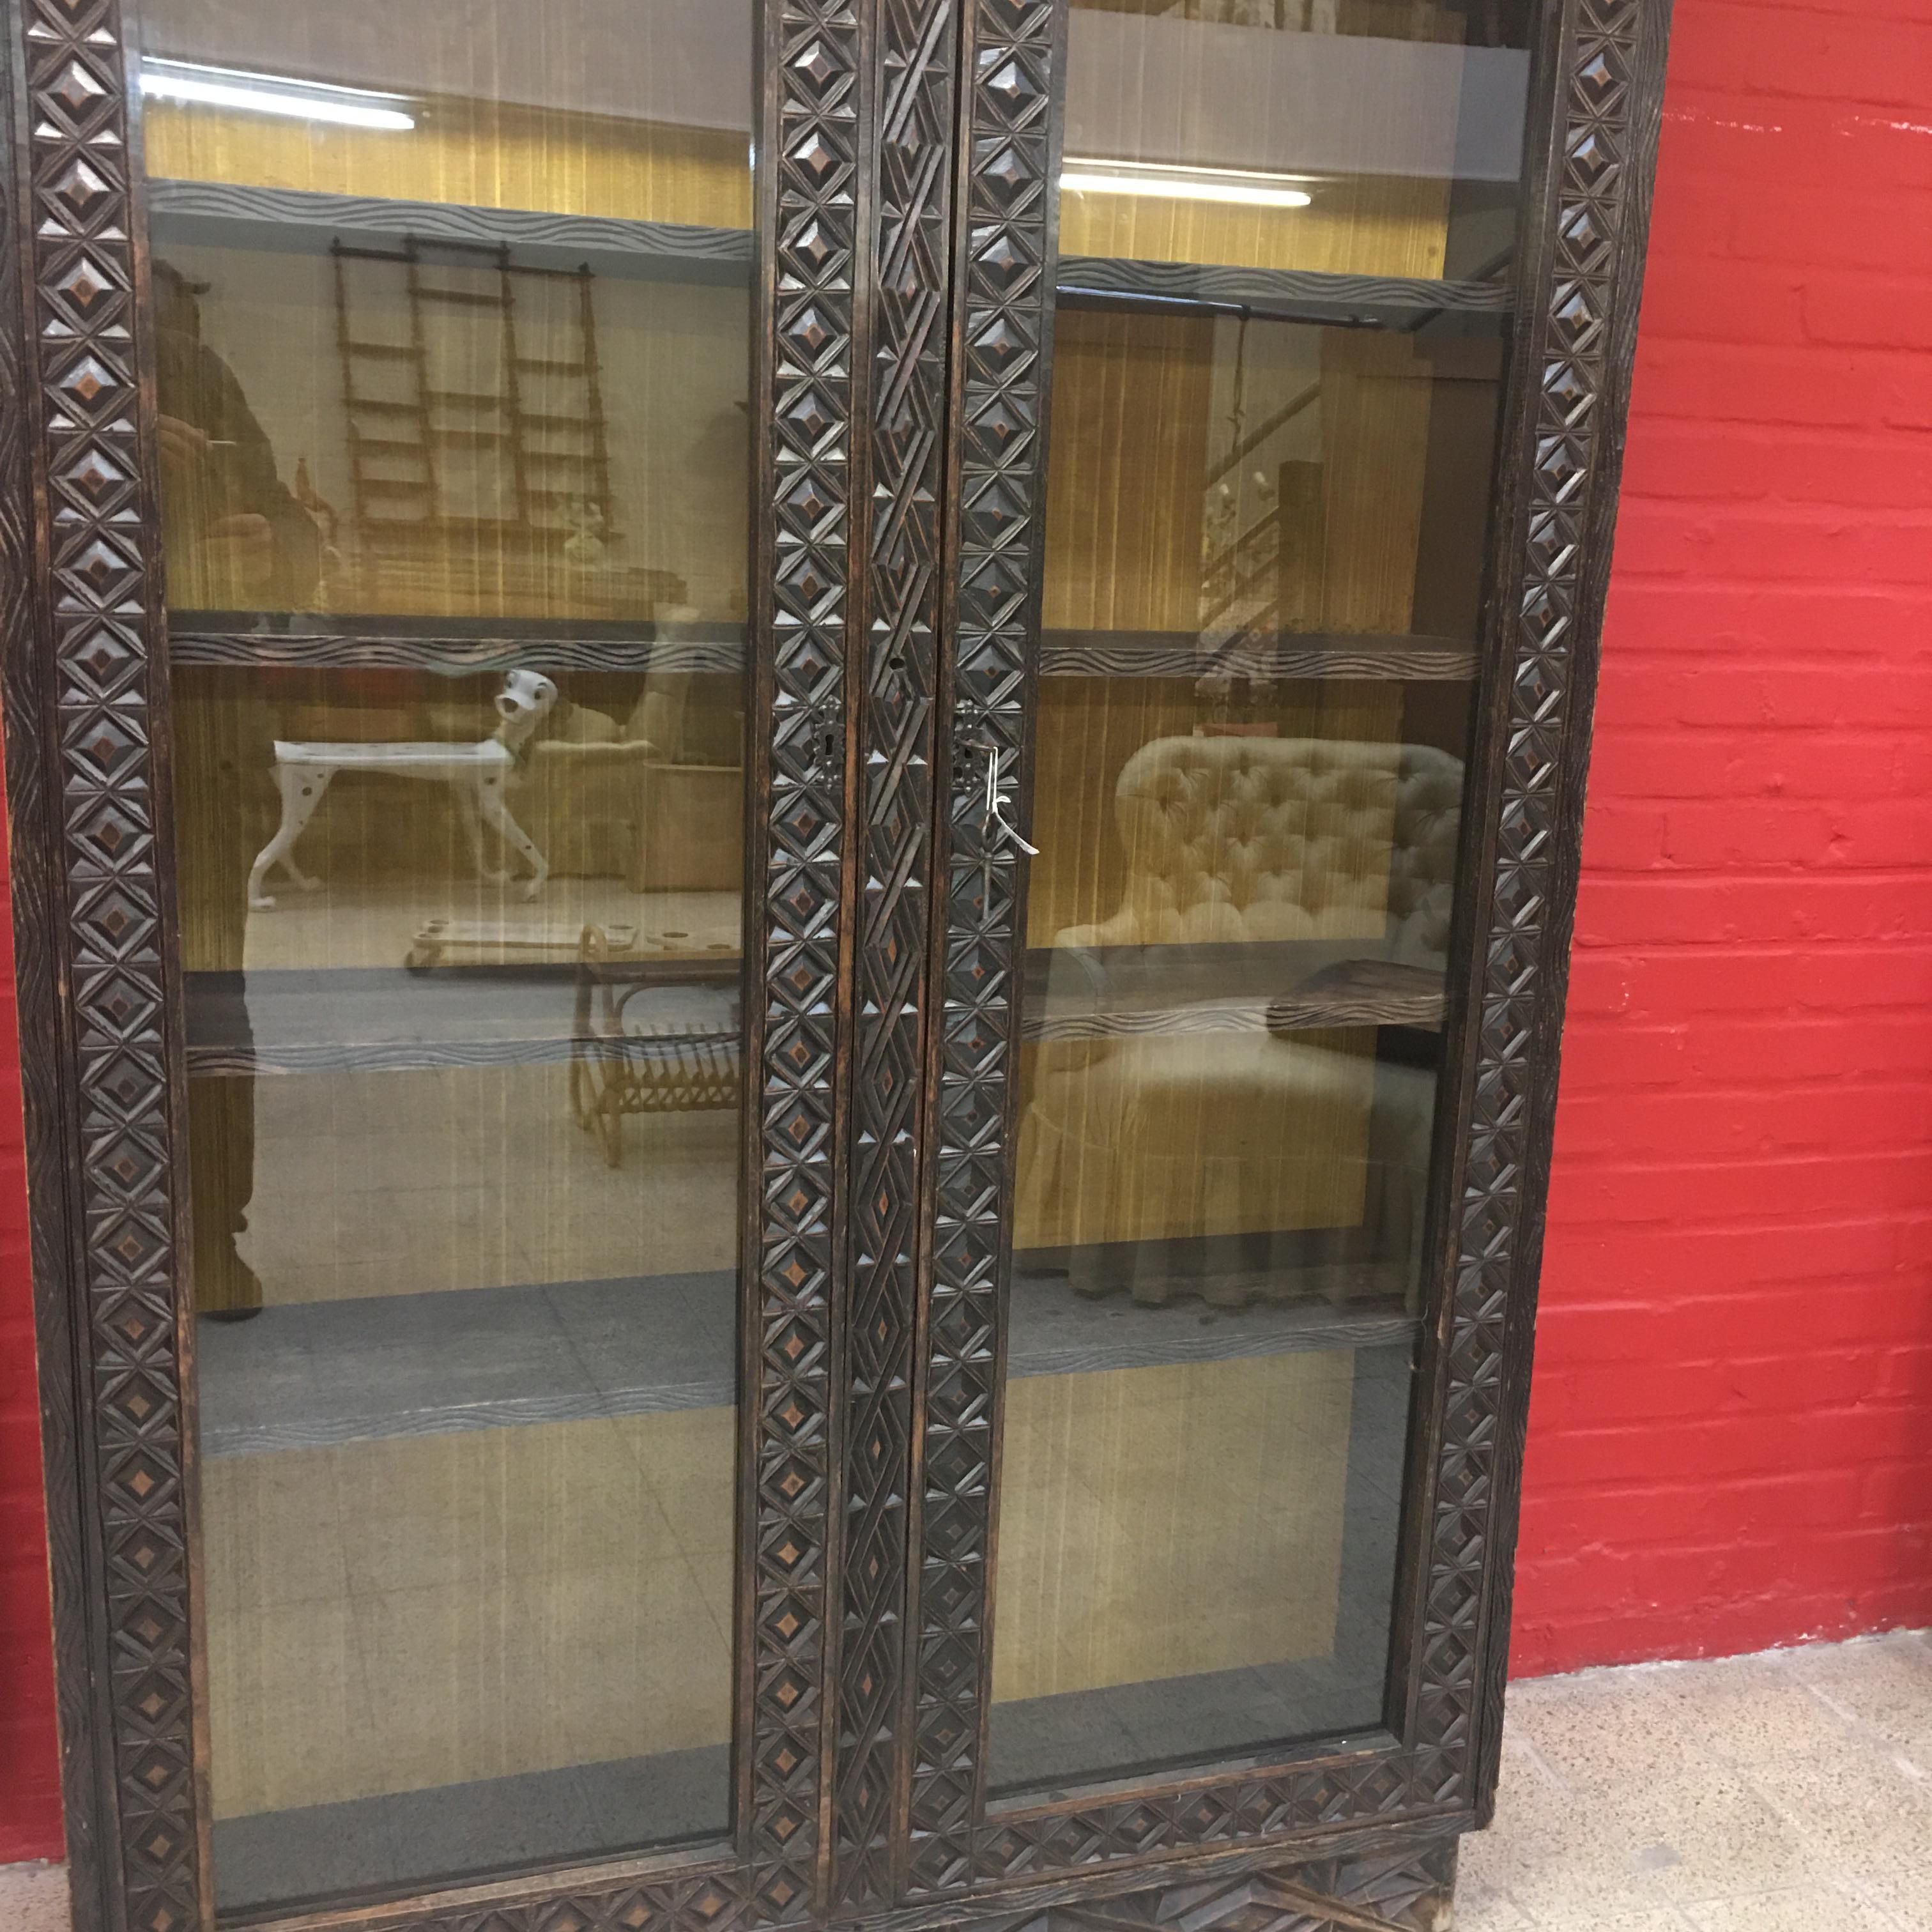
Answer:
12, 0, 202, 1927
8, 0, 1667, 1926
907, 0, 1055, 1897
746, 0, 862, 1915
830, 0, 954, 1906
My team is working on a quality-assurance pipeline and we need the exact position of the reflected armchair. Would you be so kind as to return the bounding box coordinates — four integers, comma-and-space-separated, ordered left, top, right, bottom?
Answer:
1016, 733, 1464, 1312
516, 673, 745, 891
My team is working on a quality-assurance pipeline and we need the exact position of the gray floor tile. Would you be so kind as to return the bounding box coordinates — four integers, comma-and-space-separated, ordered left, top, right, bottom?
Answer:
0, 1866, 67, 1932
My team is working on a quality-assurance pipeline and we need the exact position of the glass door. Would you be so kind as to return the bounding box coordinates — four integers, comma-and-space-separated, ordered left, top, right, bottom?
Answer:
141, 0, 760, 1912
913, 0, 1547, 1887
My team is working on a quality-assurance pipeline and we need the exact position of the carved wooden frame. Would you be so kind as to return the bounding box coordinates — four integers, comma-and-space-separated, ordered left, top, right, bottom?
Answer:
909, 0, 1675, 1902
0, 0, 870, 1926
1, 0, 1672, 1928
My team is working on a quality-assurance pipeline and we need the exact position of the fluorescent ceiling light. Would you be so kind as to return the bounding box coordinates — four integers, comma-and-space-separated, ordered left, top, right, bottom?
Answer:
1062, 157, 1314, 209
140, 59, 415, 131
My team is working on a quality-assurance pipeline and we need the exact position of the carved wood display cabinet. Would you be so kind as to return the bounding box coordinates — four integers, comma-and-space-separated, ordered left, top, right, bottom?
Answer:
0, 0, 1669, 1928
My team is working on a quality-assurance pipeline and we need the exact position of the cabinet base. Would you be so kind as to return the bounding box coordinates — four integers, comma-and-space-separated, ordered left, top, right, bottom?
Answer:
967, 1840, 1460, 1932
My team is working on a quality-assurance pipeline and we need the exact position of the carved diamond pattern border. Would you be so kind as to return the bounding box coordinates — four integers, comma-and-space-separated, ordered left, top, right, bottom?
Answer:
751, 0, 864, 1917
907, 0, 1056, 1899
1413, 0, 1644, 1784
831, 0, 955, 1908
970, 1840, 1459, 1932
18, 1, 199, 1929
12, 0, 1660, 1922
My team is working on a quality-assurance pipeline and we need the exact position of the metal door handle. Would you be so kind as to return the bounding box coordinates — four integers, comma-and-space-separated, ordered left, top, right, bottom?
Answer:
983, 744, 1039, 856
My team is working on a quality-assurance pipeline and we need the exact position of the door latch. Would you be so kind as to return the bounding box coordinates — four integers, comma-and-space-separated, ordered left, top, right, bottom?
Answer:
956, 730, 1038, 857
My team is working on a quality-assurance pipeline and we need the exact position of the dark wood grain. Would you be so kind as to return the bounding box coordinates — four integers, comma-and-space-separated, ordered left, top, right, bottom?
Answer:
829, 0, 956, 1906
1038, 631, 1478, 682
4, 0, 212, 1923
167, 622, 746, 675
0, 6, 112, 1923
905, 0, 1066, 1897
167, 624, 1479, 686
1464, 0, 1679, 1828
1055, 254, 1508, 331
3, 0, 1675, 1924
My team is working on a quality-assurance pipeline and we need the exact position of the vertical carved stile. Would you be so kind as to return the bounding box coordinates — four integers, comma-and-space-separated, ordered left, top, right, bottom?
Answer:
0, 1, 109, 1922
756, 0, 863, 1915
1434, 0, 1662, 1804
831, 0, 954, 1907
908, 0, 1059, 1898
8, 0, 204, 1928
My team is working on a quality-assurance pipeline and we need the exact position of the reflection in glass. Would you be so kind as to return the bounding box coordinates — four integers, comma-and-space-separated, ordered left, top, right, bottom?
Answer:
985, 0, 1526, 1798
148, 0, 754, 1910
1061, 0, 1533, 281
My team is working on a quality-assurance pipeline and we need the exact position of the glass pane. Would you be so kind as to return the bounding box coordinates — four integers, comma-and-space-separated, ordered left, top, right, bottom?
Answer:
1061, 0, 1532, 280
142, 0, 755, 1911
985, 0, 1533, 1797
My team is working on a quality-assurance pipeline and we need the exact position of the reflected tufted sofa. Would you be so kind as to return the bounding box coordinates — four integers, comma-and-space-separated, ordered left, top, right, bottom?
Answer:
1016, 734, 1465, 1310
1058, 733, 1464, 957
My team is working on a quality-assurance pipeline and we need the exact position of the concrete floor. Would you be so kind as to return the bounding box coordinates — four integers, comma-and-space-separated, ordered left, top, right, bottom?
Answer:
1461, 1630, 1932, 1932
1, 1630, 1926, 1930
0, 1861, 63, 1932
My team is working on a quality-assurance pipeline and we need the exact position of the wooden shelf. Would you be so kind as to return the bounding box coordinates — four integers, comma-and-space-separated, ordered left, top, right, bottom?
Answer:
184, 962, 737, 1077
171, 617, 1475, 684
1023, 944, 1446, 1045
169, 615, 744, 677
149, 178, 756, 286
198, 1256, 1416, 1460
1041, 629, 1478, 682
185, 946, 1442, 1077
1055, 254, 1509, 334
150, 178, 1505, 329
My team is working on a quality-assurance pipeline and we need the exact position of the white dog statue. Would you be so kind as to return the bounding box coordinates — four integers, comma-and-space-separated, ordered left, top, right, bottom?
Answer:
247, 668, 560, 910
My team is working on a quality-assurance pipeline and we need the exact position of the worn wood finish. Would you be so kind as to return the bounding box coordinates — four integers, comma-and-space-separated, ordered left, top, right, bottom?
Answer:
0, 0, 860, 1926
907, 0, 1675, 1901
0, 1, 112, 1924
1464, 0, 1677, 1824
1, 0, 206, 1927
961, 1839, 1459, 1932
744, 0, 866, 1917
2, 0, 1673, 1928
906, 0, 1065, 1898
832, 0, 956, 1908
166, 628, 747, 674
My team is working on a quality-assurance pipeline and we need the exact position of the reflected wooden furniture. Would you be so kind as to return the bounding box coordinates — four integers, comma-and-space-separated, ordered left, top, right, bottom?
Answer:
519, 673, 745, 887
570, 924, 742, 1166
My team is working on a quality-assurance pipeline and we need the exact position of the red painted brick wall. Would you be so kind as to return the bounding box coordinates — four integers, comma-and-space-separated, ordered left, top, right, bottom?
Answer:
3, 0, 1931, 1867
1514, 0, 1932, 1673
